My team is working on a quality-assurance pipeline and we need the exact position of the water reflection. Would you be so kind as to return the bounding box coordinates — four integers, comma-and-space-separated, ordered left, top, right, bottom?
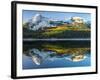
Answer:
23, 41, 91, 69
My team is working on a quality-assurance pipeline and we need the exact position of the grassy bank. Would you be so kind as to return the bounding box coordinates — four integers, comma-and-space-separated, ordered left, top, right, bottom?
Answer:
23, 26, 90, 39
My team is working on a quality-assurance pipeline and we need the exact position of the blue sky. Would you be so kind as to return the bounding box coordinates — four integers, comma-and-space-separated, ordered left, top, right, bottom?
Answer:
22, 10, 91, 23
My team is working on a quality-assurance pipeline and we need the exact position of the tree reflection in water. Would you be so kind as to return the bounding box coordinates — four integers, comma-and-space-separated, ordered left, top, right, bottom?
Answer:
23, 41, 90, 66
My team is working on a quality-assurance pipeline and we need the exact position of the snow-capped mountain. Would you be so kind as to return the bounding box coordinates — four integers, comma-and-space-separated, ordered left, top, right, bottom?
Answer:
27, 14, 55, 31
25, 14, 89, 31
26, 14, 67, 31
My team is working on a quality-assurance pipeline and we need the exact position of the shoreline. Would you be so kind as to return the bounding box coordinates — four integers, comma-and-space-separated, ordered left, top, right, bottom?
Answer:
23, 38, 90, 42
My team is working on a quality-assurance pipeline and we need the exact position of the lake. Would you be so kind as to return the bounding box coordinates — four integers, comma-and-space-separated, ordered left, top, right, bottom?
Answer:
22, 41, 91, 69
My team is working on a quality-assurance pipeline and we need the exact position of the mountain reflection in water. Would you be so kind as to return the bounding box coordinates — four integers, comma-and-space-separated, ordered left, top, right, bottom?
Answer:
23, 41, 91, 69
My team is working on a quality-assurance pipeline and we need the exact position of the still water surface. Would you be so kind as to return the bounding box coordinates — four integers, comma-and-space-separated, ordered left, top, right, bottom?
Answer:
23, 41, 91, 69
